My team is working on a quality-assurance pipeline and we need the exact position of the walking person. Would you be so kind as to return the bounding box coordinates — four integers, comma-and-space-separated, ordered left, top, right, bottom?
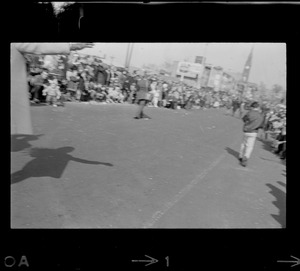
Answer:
239, 101, 264, 167
134, 75, 151, 120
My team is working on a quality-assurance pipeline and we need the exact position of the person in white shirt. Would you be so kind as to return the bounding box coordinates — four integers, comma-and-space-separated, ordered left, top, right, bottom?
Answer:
43, 79, 61, 107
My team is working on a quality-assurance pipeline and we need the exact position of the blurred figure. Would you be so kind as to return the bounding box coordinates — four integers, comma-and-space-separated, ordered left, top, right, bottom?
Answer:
231, 97, 240, 117
134, 75, 151, 119
30, 69, 48, 103
11, 43, 93, 135
273, 126, 286, 159
42, 78, 60, 107
239, 102, 265, 167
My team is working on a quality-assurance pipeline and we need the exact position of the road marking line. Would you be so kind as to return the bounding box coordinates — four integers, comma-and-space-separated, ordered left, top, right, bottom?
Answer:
142, 153, 226, 228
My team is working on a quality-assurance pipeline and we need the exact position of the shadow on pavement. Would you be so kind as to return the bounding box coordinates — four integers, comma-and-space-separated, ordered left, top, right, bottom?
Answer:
225, 147, 240, 160
266, 183, 286, 228
11, 146, 113, 185
30, 102, 47, 107
277, 181, 286, 187
257, 137, 273, 152
257, 137, 286, 166
11, 134, 44, 152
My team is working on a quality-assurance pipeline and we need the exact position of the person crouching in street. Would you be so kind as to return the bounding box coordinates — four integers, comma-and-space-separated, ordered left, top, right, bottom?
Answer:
239, 101, 264, 167
134, 75, 151, 119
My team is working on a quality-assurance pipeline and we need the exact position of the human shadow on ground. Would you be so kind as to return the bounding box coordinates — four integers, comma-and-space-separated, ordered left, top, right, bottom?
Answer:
257, 137, 274, 152
11, 146, 113, 185
257, 137, 286, 166
225, 147, 240, 160
277, 181, 286, 187
11, 134, 44, 152
266, 183, 286, 228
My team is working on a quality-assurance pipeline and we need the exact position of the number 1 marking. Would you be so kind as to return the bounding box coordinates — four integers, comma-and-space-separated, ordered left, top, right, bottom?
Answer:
165, 256, 169, 267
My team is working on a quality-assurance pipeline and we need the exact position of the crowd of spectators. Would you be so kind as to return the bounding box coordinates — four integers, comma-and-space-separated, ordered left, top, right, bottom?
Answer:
26, 53, 286, 160
26, 53, 248, 110
260, 102, 286, 160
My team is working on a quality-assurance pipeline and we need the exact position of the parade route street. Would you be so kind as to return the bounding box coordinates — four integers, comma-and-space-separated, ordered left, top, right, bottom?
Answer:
11, 103, 286, 228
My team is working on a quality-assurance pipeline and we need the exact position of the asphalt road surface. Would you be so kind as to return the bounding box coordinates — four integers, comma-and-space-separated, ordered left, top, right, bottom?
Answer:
11, 102, 286, 228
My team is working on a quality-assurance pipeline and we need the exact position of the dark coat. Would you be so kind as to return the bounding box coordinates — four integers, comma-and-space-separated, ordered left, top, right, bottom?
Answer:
94, 66, 107, 85
242, 109, 264, 133
136, 79, 150, 101
77, 77, 85, 91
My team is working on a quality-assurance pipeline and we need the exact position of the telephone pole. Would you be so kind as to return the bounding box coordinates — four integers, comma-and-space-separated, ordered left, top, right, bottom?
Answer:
125, 43, 131, 68
125, 43, 134, 69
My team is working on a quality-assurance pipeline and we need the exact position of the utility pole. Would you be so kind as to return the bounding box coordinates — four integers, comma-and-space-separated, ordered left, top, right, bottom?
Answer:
127, 43, 134, 69
125, 43, 131, 68
202, 43, 208, 66
200, 43, 209, 88
125, 43, 134, 69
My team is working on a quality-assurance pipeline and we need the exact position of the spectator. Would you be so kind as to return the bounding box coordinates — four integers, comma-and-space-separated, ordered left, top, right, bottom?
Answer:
231, 97, 240, 117
118, 71, 127, 91
87, 79, 97, 102
134, 75, 151, 119
123, 78, 131, 102
66, 66, 79, 101
11, 43, 92, 135
156, 81, 163, 107
58, 78, 69, 104
94, 62, 107, 85
273, 126, 286, 159
77, 73, 86, 102
42, 78, 61, 107
128, 82, 137, 104
30, 69, 48, 103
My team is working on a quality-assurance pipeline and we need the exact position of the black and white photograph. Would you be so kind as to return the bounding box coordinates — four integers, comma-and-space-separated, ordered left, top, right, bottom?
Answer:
11, 41, 286, 229
8, 2, 299, 270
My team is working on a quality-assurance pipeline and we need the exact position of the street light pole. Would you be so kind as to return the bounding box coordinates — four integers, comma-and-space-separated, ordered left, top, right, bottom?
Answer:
125, 43, 130, 68
127, 43, 134, 69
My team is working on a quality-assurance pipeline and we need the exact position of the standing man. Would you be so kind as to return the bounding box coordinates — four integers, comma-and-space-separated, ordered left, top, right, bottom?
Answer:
134, 74, 151, 119
30, 69, 48, 103
94, 62, 107, 85
11, 43, 93, 135
239, 101, 264, 167
231, 97, 240, 117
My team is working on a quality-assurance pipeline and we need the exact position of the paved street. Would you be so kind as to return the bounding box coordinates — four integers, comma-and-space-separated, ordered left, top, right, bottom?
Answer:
11, 103, 286, 228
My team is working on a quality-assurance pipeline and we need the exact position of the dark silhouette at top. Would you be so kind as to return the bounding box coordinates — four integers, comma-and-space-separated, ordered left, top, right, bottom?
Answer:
11, 146, 113, 185
11, 134, 43, 152
266, 183, 286, 228
225, 147, 240, 160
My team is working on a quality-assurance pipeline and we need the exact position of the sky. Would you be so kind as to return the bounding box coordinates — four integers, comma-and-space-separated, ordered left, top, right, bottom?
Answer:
80, 43, 286, 89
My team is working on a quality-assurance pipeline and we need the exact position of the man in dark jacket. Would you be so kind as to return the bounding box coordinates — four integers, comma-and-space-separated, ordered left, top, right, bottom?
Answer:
134, 75, 151, 119
232, 97, 240, 117
239, 101, 264, 167
94, 63, 107, 85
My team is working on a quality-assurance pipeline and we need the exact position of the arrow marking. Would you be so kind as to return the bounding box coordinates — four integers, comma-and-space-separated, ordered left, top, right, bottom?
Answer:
278, 255, 300, 267
132, 255, 158, 266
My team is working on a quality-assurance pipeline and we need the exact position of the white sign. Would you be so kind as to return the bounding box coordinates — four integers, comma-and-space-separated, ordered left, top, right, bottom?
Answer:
176, 62, 203, 78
